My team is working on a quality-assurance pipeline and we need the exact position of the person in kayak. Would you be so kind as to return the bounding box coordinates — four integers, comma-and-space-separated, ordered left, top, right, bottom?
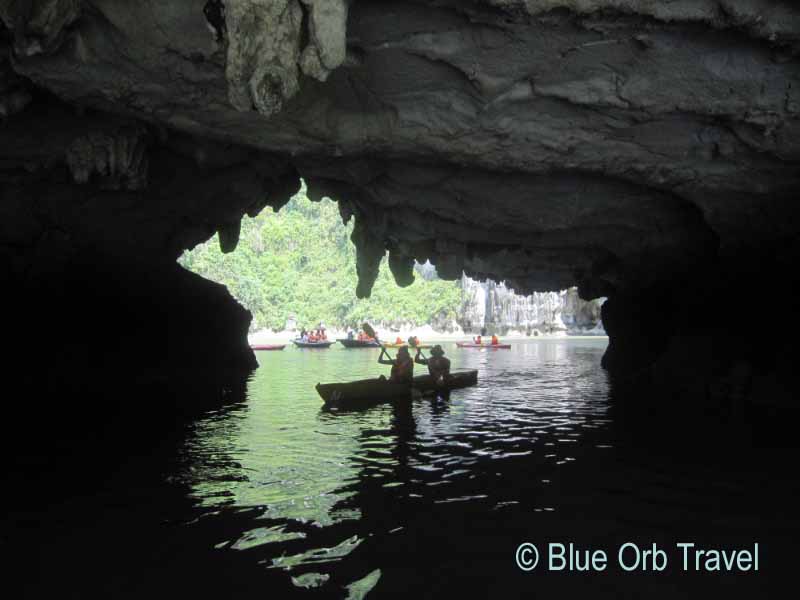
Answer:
473, 334, 482, 345
408, 335, 420, 348
395, 336, 404, 346
491, 334, 499, 345
378, 346, 414, 383
415, 345, 450, 384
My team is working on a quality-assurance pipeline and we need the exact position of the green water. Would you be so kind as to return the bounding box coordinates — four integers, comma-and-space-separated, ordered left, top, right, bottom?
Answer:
10, 337, 800, 599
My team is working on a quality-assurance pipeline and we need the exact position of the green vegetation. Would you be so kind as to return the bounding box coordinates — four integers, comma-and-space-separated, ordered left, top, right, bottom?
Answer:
179, 187, 462, 331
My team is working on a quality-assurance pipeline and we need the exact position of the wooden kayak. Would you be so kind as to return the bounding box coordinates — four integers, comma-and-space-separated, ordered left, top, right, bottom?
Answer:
338, 338, 380, 348
456, 342, 511, 349
317, 369, 478, 408
293, 339, 335, 348
250, 344, 286, 351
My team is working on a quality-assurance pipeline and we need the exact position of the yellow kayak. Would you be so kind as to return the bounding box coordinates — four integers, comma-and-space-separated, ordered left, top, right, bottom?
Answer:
383, 343, 432, 349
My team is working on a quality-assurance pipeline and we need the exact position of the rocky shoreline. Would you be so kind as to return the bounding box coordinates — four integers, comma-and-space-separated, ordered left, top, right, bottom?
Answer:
248, 324, 607, 345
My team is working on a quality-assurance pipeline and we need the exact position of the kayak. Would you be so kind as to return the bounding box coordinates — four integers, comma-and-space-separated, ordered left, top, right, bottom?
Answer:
293, 339, 335, 348
318, 369, 478, 407
338, 338, 380, 348
317, 369, 478, 408
456, 342, 511, 349
382, 343, 433, 349
250, 344, 286, 351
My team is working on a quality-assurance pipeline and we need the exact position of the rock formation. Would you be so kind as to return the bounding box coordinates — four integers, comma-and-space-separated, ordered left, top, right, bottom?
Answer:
460, 277, 605, 335
1, 1, 799, 412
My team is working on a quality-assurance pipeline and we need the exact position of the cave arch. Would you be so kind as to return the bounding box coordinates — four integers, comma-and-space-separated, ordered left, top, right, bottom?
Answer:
1, 1, 799, 412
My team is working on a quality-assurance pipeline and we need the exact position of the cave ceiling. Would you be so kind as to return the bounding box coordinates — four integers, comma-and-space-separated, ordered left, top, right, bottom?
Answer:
1, 0, 799, 298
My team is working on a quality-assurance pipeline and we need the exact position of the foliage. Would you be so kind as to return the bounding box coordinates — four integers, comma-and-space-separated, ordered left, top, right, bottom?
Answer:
179, 187, 462, 331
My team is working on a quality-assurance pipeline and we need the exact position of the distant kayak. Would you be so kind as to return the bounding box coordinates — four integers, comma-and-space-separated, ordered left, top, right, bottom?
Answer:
250, 344, 286, 351
338, 338, 380, 348
382, 343, 433, 349
456, 342, 511, 349
317, 369, 478, 408
293, 339, 335, 348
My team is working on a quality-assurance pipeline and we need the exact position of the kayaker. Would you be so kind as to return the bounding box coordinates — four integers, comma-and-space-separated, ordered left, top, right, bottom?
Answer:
491, 334, 499, 345
395, 336, 404, 346
474, 334, 482, 345
408, 335, 420, 348
378, 346, 414, 383
415, 345, 450, 384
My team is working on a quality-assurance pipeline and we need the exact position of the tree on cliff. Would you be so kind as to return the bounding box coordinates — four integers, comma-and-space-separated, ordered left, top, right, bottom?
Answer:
179, 188, 462, 332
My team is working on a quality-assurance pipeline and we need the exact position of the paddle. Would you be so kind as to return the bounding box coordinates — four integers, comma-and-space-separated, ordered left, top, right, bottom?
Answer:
406, 334, 425, 358
362, 322, 391, 359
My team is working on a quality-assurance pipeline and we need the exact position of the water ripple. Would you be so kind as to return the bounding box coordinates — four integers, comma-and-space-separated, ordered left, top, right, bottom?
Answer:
175, 339, 615, 592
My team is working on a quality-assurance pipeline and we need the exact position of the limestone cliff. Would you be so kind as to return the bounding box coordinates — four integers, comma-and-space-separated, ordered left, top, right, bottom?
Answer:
460, 277, 605, 335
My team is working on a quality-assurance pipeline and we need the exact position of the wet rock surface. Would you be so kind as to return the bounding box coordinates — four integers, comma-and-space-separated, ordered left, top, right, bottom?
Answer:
0, 2, 799, 407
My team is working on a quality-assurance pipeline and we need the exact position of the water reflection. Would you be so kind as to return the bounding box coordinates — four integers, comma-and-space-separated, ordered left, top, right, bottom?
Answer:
175, 340, 615, 595
148, 337, 800, 598
7, 336, 799, 599
11, 338, 800, 598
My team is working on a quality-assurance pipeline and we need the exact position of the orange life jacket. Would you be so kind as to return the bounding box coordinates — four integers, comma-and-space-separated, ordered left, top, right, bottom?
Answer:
391, 356, 413, 382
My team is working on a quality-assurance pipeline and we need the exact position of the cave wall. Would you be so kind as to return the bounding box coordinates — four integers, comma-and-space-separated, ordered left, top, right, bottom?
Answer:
1, 1, 799, 412
0, 85, 302, 401
5, 1, 798, 296
601, 246, 800, 413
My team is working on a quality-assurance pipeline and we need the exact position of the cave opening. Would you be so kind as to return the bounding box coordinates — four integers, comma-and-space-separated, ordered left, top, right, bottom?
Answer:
3, 2, 800, 597
177, 180, 607, 342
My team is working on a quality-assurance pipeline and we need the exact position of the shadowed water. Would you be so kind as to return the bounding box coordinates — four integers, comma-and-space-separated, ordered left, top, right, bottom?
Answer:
6, 339, 799, 598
